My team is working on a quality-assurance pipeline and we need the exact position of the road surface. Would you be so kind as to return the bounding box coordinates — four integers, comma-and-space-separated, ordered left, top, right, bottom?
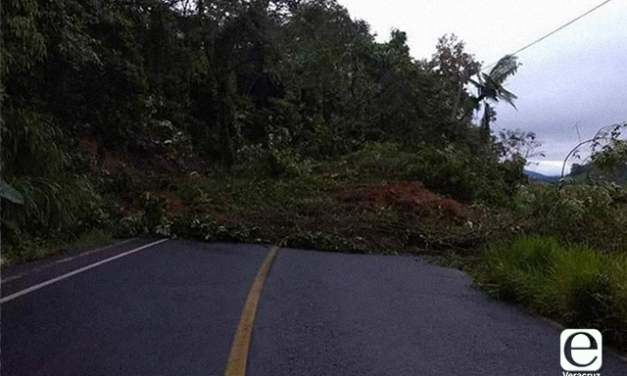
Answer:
2, 239, 626, 375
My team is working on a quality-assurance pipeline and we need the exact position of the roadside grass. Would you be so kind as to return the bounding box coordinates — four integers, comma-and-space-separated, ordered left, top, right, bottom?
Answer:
1, 229, 114, 269
476, 236, 627, 353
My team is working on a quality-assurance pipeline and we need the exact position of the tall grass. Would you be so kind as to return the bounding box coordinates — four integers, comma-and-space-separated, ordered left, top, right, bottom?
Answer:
478, 236, 627, 352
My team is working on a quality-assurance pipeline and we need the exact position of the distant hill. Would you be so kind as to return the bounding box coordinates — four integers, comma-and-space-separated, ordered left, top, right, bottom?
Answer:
569, 163, 627, 183
524, 170, 560, 184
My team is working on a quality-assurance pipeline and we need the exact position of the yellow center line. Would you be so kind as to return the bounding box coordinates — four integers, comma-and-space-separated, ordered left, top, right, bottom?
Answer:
224, 245, 279, 376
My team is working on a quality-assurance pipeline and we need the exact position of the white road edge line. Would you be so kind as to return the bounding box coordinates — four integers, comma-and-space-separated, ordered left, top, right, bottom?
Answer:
1, 238, 138, 284
0, 239, 169, 304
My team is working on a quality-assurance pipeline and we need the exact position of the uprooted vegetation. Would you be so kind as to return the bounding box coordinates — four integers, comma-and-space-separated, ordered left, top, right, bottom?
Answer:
102, 147, 512, 257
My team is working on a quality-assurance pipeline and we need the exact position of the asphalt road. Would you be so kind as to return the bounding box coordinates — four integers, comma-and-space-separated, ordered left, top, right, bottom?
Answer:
2, 240, 626, 375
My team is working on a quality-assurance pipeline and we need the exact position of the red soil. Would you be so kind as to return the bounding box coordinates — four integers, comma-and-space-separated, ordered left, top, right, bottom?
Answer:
341, 181, 468, 223
166, 195, 188, 216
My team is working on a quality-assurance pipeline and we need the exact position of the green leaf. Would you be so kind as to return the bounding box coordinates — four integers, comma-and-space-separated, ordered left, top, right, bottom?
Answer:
0, 180, 25, 204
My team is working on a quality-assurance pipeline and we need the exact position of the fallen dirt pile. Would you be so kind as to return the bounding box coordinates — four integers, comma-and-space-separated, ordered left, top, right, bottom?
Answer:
340, 181, 468, 223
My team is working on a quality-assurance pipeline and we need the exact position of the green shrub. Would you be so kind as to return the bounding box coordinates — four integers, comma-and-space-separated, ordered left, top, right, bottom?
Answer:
514, 183, 627, 251
234, 144, 314, 179
264, 148, 314, 178
343, 143, 518, 203
117, 192, 172, 237
1, 175, 102, 239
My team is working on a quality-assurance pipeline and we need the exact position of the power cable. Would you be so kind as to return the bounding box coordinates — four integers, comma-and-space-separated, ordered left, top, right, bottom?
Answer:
482, 0, 616, 71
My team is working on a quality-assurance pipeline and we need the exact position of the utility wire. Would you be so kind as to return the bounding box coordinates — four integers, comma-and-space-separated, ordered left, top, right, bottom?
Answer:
482, 0, 616, 71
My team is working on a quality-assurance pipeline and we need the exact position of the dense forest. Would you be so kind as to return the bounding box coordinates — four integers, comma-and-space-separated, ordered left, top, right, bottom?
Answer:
3, 0, 627, 353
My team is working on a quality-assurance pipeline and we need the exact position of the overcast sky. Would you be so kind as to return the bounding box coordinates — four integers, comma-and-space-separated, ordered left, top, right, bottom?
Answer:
337, 0, 627, 175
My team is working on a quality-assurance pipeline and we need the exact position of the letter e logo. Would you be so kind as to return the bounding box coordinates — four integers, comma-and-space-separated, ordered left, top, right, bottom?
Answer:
560, 329, 603, 371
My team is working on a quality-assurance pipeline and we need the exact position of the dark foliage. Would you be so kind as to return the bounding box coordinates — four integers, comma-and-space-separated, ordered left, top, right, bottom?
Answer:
1, 0, 522, 249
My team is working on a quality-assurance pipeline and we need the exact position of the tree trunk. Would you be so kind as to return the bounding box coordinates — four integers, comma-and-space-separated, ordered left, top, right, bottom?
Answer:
450, 80, 464, 122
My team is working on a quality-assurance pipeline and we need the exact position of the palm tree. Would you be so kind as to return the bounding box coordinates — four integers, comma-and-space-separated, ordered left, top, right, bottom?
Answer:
468, 55, 521, 132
